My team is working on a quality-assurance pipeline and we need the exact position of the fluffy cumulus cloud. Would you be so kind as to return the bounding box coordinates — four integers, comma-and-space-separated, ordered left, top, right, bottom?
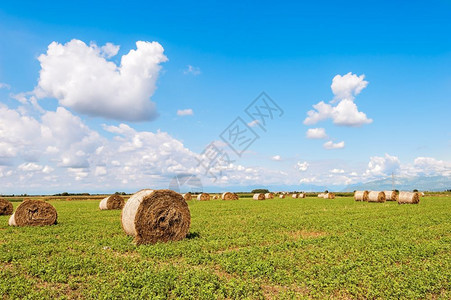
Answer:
411, 157, 451, 177
304, 72, 372, 127
271, 155, 281, 161
323, 140, 345, 150
306, 127, 327, 139
296, 161, 309, 171
365, 153, 401, 177
177, 109, 194, 116
330, 168, 345, 174
34, 39, 168, 121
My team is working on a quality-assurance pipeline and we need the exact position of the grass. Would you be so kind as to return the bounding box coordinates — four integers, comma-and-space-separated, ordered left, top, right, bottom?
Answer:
0, 196, 450, 299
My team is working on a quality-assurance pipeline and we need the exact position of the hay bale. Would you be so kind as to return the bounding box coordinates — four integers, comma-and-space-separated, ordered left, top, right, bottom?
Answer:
222, 192, 239, 200
323, 193, 335, 199
8, 200, 57, 226
367, 191, 386, 203
253, 193, 265, 200
182, 193, 192, 202
99, 194, 125, 210
317, 193, 325, 198
121, 189, 191, 245
292, 194, 298, 198
197, 193, 210, 201
354, 190, 369, 201
264, 193, 274, 199
384, 190, 398, 202
398, 192, 420, 204
0, 199, 13, 216
279, 194, 285, 199
298, 193, 306, 198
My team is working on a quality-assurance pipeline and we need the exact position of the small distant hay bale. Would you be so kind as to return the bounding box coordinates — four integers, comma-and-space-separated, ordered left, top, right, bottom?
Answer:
121, 189, 191, 245
420, 192, 425, 197
279, 194, 285, 198
398, 192, 420, 204
182, 193, 192, 201
318, 193, 325, 198
222, 192, 239, 200
292, 194, 298, 198
253, 193, 265, 200
298, 193, 306, 198
384, 190, 398, 201
99, 194, 125, 210
265, 193, 274, 199
197, 193, 210, 201
367, 191, 386, 203
213, 195, 219, 199
323, 193, 335, 199
0, 199, 13, 215
9, 200, 57, 226
354, 190, 369, 201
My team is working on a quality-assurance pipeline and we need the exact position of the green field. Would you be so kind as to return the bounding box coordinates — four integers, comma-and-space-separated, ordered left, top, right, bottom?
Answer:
1, 196, 450, 299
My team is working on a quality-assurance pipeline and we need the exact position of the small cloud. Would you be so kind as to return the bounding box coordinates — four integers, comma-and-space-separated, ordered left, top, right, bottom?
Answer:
296, 161, 309, 171
300, 177, 316, 183
100, 43, 120, 58
306, 128, 327, 139
272, 155, 281, 161
177, 109, 194, 116
330, 168, 345, 174
184, 65, 201, 75
0, 82, 11, 90
323, 140, 345, 150
248, 120, 260, 127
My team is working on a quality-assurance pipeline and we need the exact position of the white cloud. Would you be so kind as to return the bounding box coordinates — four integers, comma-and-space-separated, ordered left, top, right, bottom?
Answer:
304, 73, 372, 127
177, 109, 194, 116
0, 83, 11, 89
296, 161, 309, 171
412, 157, 451, 177
183, 65, 201, 75
300, 177, 316, 184
35, 39, 168, 121
247, 120, 260, 127
365, 153, 400, 177
330, 168, 345, 174
306, 127, 327, 139
18, 163, 43, 172
272, 155, 281, 161
331, 72, 368, 101
323, 140, 345, 149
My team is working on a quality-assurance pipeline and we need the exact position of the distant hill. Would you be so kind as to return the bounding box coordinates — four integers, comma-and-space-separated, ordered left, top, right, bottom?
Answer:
344, 175, 451, 192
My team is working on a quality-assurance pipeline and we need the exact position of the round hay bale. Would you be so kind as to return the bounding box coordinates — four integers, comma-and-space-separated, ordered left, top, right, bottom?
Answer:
264, 193, 274, 199
298, 193, 306, 198
354, 190, 369, 201
279, 194, 285, 199
292, 194, 298, 198
121, 189, 191, 245
383, 190, 398, 201
323, 193, 335, 199
367, 191, 386, 203
317, 193, 324, 198
197, 193, 210, 201
398, 192, 420, 204
182, 193, 192, 201
99, 194, 125, 210
8, 200, 57, 226
0, 199, 13, 216
253, 193, 265, 200
222, 192, 239, 200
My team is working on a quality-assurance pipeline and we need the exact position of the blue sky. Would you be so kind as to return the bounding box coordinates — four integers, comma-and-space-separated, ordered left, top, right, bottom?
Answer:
0, 0, 450, 194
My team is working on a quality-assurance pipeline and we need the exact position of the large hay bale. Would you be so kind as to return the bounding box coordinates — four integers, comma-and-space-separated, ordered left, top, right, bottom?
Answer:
253, 193, 265, 200
222, 192, 238, 200
323, 193, 335, 199
8, 200, 57, 226
367, 191, 386, 203
279, 194, 285, 199
121, 189, 191, 245
0, 199, 13, 215
292, 194, 298, 198
182, 193, 192, 201
197, 193, 210, 201
99, 194, 125, 210
317, 193, 325, 198
384, 190, 398, 201
264, 193, 274, 199
298, 193, 306, 198
354, 190, 369, 201
398, 192, 420, 204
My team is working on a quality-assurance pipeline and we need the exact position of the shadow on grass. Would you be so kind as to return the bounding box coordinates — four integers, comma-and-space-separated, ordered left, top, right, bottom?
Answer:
186, 232, 201, 239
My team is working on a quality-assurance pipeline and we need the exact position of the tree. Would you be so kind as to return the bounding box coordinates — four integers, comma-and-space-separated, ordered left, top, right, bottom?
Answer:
251, 189, 269, 194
